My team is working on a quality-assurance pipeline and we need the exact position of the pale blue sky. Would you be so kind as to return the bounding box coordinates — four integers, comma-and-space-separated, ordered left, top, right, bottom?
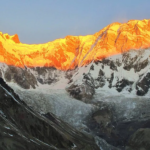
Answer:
1, 0, 150, 44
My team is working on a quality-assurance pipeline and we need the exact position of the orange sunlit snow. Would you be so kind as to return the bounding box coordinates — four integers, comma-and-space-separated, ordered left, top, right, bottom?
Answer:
0, 19, 150, 70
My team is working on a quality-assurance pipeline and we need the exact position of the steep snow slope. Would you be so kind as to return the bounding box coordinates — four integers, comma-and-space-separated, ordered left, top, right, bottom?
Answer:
67, 48, 150, 100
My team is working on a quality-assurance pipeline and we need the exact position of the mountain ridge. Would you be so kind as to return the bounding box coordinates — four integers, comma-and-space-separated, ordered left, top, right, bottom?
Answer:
0, 19, 150, 70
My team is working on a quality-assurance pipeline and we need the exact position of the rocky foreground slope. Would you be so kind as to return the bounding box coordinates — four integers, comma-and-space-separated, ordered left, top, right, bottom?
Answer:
0, 78, 100, 150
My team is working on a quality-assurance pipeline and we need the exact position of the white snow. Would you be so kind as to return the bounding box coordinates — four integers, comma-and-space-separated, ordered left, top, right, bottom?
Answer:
7, 82, 94, 129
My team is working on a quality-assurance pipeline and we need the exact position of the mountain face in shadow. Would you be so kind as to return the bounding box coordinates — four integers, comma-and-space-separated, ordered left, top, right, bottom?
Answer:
0, 78, 100, 150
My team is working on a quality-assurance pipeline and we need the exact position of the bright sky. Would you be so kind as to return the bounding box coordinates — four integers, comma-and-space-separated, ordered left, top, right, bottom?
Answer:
1, 0, 150, 44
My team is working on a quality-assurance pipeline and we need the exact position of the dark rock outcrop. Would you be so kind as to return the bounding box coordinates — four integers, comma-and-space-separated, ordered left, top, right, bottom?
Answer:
116, 79, 133, 92
67, 83, 95, 102
134, 58, 148, 72
136, 72, 150, 96
102, 59, 117, 71
126, 128, 150, 150
4, 66, 37, 89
